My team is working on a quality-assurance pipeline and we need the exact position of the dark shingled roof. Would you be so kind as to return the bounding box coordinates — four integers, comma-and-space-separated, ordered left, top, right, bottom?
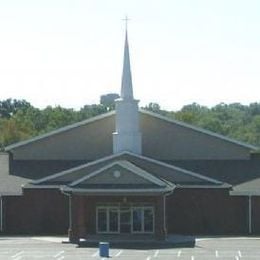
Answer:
167, 154, 260, 192
0, 160, 87, 195
11, 160, 87, 179
0, 174, 30, 195
31, 152, 227, 188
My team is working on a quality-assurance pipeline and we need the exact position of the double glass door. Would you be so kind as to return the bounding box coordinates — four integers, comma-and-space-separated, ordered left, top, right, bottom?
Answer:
96, 206, 154, 234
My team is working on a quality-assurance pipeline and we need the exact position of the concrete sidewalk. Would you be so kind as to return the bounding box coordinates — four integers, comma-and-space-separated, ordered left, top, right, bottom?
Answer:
77, 234, 196, 248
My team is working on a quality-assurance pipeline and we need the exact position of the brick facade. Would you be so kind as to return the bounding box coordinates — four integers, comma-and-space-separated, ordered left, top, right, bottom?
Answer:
166, 189, 248, 234
3, 188, 260, 238
3, 189, 69, 234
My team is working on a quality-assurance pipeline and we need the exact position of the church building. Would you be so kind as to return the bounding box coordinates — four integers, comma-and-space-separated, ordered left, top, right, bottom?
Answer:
1, 29, 260, 242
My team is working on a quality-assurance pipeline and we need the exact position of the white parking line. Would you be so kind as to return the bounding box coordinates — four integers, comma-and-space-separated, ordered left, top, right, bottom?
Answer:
114, 250, 123, 257
57, 257, 64, 260
54, 251, 64, 258
177, 250, 182, 257
238, 250, 242, 257
191, 256, 195, 260
215, 250, 219, 257
154, 250, 159, 257
235, 256, 239, 260
14, 257, 23, 260
91, 250, 99, 257
12, 251, 24, 258
146, 257, 151, 260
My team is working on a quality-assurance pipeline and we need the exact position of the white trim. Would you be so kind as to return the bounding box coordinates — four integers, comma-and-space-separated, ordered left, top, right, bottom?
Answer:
131, 206, 154, 234
177, 185, 231, 189
0, 192, 22, 196
7, 109, 257, 151
6, 111, 115, 151
125, 152, 224, 185
24, 184, 61, 189
140, 109, 258, 151
62, 187, 174, 194
163, 195, 166, 234
31, 152, 126, 184
70, 160, 167, 187
96, 206, 120, 234
32, 151, 223, 186
230, 190, 260, 196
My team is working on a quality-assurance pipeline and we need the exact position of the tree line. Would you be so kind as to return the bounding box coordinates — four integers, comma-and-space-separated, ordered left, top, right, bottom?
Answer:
0, 97, 260, 148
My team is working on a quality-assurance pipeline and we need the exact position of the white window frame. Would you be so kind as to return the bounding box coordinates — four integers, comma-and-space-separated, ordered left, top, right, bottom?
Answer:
96, 205, 154, 234
131, 206, 154, 234
96, 207, 120, 234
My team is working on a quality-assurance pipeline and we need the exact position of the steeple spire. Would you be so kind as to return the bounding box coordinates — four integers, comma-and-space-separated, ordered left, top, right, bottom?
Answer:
121, 29, 133, 100
112, 22, 142, 155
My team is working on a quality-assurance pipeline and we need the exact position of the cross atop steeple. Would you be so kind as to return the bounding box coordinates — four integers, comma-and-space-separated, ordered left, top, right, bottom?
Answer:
122, 16, 130, 31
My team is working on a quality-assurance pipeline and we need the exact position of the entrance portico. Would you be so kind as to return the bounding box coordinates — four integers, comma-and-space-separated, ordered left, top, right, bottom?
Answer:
67, 194, 169, 243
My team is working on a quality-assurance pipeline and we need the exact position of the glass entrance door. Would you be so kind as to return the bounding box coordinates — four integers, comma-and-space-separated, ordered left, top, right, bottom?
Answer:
96, 205, 154, 234
120, 207, 131, 233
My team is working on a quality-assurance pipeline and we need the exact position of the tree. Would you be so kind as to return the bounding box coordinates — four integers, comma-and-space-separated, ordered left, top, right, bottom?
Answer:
100, 93, 120, 111
0, 99, 31, 118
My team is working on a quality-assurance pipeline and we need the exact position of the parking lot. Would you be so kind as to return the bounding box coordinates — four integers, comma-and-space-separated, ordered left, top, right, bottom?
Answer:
1, 236, 260, 259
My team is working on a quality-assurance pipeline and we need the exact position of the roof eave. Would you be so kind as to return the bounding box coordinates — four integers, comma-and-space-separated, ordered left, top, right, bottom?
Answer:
61, 186, 175, 194
177, 184, 232, 189
230, 190, 260, 196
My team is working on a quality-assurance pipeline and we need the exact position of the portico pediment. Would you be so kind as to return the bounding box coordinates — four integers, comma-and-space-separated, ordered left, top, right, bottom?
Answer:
62, 160, 174, 194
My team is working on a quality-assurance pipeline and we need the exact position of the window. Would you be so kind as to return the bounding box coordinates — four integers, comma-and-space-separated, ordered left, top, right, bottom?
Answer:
132, 207, 154, 233
96, 206, 154, 234
132, 208, 142, 232
97, 207, 119, 233
144, 208, 154, 232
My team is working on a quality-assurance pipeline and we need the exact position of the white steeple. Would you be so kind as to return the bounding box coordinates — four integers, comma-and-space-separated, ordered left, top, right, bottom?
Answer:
121, 31, 133, 100
113, 25, 142, 154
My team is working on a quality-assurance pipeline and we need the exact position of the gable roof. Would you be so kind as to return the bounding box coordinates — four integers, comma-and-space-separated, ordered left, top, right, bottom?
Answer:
0, 174, 30, 196
230, 178, 260, 196
29, 152, 228, 189
5, 111, 115, 151
69, 160, 168, 187
60, 160, 175, 194
5, 110, 258, 152
140, 109, 258, 151
171, 156, 260, 186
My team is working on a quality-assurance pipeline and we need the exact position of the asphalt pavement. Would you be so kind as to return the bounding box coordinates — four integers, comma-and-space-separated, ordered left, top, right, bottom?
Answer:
1, 236, 260, 259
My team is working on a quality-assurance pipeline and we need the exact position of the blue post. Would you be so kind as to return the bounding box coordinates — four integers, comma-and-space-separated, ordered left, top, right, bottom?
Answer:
99, 242, 109, 257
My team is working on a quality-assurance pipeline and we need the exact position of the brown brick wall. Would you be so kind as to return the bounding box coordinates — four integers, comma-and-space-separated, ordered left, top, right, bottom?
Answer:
2, 188, 255, 236
166, 189, 248, 234
3, 189, 69, 234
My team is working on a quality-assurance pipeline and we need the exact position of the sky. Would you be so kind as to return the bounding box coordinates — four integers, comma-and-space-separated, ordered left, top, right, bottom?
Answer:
0, 0, 260, 111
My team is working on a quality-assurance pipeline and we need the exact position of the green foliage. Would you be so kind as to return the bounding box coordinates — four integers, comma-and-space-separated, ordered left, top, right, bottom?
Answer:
1, 98, 260, 148
0, 99, 31, 118
144, 101, 260, 147
100, 93, 120, 111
